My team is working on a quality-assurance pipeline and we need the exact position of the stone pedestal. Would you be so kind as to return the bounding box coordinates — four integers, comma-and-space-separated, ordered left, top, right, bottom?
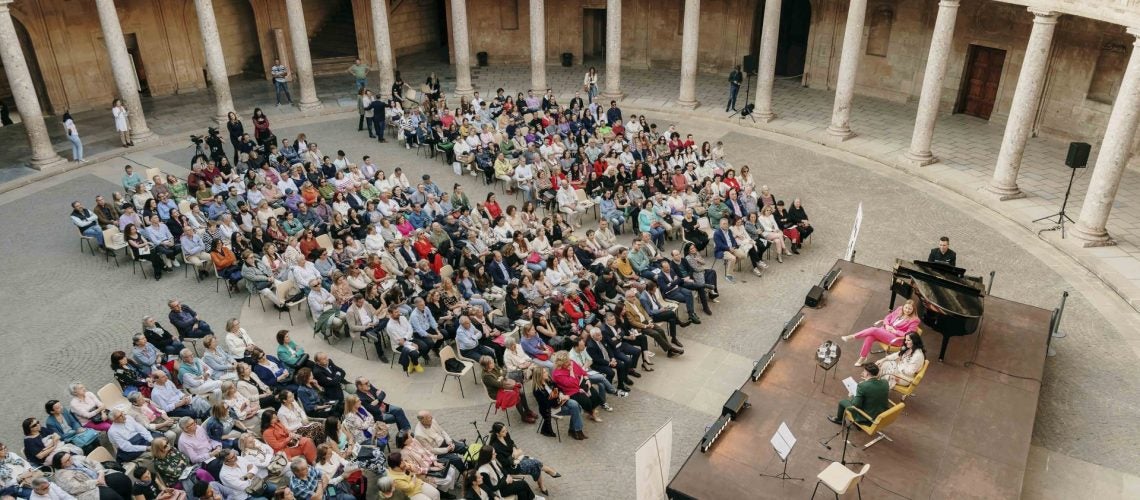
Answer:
753, 0, 781, 121
371, 0, 395, 99
1072, 30, 1140, 247
0, 0, 64, 169
451, 0, 474, 97
676, 0, 700, 109
600, 0, 623, 101
529, 0, 546, 91
94, 0, 154, 142
193, 0, 234, 125
904, 0, 960, 166
986, 9, 1058, 199
284, 0, 321, 111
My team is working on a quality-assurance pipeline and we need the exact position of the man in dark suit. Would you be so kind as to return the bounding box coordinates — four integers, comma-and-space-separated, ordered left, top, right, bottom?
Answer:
367, 98, 388, 142
638, 284, 685, 341
657, 260, 701, 324
927, 236, 957, 267
830, 364, 890, 425
354, 377, 411, 430
488, 251, 514, 287
311, 352, 347, 402
599, 315, 643, 375
586, 328, 633, 392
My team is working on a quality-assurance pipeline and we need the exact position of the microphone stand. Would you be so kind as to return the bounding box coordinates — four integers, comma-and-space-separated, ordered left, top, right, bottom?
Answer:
818, 419, 864, 467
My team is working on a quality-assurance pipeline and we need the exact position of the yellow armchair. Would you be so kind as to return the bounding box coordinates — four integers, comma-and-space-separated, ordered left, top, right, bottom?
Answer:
891, 359, 930, 401
844, 401, 905, 449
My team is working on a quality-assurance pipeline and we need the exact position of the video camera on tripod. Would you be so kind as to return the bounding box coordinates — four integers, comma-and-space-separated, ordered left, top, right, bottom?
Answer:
189, 127, 225, 165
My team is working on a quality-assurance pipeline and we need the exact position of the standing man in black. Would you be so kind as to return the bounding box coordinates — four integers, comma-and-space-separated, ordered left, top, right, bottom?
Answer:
368, 97, 388, 143
927, 236, 957, 267
727, 65, 743, 112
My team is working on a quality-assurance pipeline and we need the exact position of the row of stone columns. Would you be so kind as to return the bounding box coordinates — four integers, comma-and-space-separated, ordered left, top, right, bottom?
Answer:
0, 0, 402, 169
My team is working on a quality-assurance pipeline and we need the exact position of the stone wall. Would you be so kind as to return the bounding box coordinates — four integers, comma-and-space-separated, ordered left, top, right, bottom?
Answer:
390, 0, 443, 57
451, 0, 757, 71
804, 0, 1132, 146
2, 0, 263, 114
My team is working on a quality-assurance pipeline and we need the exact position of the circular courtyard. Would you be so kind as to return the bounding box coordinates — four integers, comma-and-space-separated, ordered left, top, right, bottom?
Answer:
2, 109, 1137, 498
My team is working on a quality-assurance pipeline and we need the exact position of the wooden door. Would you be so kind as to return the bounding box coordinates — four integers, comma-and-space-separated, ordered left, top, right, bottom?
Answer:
582, 9, 606, 59
956, 45, 1006, 120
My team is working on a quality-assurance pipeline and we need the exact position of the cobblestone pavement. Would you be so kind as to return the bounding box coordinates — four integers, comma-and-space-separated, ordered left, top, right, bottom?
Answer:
3, 59, 1140, 497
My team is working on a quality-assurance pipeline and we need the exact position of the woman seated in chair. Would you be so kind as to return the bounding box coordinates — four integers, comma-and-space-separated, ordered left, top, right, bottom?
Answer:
876, 333, 927, 389
293, 368, 337, 419
487, 422, 560, 495
842, 299, 921, 367
393, 430, 459, 494
275, 330, 309, 371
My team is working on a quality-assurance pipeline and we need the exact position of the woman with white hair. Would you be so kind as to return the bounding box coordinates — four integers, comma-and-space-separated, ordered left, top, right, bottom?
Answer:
67, 383, 110, 432
176, 349, 223, 398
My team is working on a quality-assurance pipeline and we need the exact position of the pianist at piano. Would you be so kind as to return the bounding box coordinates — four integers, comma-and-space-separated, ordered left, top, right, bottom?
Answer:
841, 300, 922, 366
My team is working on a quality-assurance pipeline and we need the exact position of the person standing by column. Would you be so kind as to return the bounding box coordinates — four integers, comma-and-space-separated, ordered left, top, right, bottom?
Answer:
583, 67, 598, 103
112, 99, 132, 147
726, 65, 743, 112
271, 59, 293, 106
62, 112, 85, 163
347, 58, 370, 92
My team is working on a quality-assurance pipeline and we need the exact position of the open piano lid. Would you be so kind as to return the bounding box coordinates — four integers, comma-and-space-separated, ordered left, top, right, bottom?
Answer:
895, 259, 985, 318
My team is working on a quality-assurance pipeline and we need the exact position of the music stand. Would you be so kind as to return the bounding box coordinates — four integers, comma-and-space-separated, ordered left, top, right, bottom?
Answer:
759, 422, 803, 481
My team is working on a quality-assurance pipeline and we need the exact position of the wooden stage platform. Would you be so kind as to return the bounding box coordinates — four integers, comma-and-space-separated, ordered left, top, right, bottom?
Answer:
666, 259, 1050, 499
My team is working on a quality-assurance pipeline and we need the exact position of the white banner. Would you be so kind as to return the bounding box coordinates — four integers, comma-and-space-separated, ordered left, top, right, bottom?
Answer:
845, 202, 863, 262
635, 420, 674, 500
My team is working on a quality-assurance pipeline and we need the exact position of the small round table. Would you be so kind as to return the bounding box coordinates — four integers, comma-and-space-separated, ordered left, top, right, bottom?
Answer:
813, 341, 841, 392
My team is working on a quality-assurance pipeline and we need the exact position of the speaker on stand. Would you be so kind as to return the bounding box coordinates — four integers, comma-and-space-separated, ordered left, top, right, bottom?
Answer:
1034, 142, 1090, 238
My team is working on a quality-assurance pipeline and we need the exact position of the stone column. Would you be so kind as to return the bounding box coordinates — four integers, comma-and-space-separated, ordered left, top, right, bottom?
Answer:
0, 0, 63, 169
1071, 29, 1140, 246
904, 0, 960, 165
370, 0, 395, 98
753, 0, 782, 121
529, 0, 547, 91
601, 0, 623, 100
826, 0, 868, 140
284, 0, 321, 110
451, 0, 474, 97
94, 0, 153, 142
986, 9, 1058, 199
193, 0, 234, 125
676, 0, 701, 109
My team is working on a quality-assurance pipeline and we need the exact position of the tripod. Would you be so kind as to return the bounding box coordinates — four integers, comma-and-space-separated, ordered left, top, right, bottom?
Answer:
818, 418, 864, 467
1033, 166, 1079, 238
758, 455, 803, 481
728, 71, 756, 123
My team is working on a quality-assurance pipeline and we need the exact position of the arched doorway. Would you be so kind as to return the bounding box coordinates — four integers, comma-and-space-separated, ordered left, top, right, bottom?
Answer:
0, 16, 50, 116
749, 0, 812, 77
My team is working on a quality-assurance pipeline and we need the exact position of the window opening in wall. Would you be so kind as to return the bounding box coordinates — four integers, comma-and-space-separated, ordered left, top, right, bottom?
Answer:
501, 0, 519, 30
865, 6, 893, 57
1087, 41, 1129, 104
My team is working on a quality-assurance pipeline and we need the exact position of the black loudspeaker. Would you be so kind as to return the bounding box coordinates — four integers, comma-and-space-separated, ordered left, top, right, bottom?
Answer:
804, 285, 825, 308
742, 54, 759, 74
721, 389, 749, 420
1066, 142, 1091, 169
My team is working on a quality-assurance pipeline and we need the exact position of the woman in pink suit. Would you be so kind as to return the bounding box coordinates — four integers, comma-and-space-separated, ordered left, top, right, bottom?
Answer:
842, 300, 921, 366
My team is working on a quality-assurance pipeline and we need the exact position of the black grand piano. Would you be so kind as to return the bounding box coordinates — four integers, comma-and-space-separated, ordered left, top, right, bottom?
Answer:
890, 259, 985, 361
